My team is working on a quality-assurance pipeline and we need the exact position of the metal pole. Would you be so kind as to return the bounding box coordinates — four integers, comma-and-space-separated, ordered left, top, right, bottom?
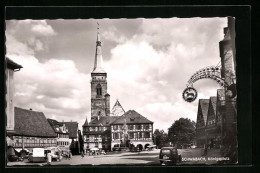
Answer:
22, 135, 24, 150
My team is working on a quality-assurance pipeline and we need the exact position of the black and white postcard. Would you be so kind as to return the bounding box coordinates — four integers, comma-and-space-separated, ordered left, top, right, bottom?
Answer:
4, 8, 242, 166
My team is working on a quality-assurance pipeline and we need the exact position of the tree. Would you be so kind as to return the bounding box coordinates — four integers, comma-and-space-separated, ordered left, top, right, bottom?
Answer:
168, 118, 196, 148
153, 129, 169, 149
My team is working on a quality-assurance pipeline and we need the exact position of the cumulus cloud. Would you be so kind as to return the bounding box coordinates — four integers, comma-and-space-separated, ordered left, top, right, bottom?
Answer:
105, 18, 226, 131
6, 18, 227, 132
6, 20, 89, 128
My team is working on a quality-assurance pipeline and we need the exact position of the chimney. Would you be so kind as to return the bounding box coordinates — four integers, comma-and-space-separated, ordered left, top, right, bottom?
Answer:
29, 108, 32, 111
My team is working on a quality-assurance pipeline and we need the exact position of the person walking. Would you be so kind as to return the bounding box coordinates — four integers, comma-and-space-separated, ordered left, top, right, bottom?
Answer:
81, 150, 84, 159
47, 152, 52, 165
68, 151, 72, 160
204, 144, 208, 156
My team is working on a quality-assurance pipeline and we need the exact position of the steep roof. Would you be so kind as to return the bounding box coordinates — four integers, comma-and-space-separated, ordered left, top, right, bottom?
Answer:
14, 107, 56, 137
6, 57, 23, 70
111, 100, 125, 116
111, 110, 153, 125
82, 116, 89, 127
92, 28, 105, 73
47, 119, 69, 134
199, 99, 210, 124
47, 118, 61, 126
210, 97, 217, 116
63, 122, 78, 138
88, 116, 119, 127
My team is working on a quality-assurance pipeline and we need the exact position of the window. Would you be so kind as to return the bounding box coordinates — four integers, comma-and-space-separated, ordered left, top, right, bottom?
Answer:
129, 125, 133, 130
129, 132, 134, 139
144, 124, 149, 130
136, 125, 141, 130
114, 133, 119, 139
139, 132, 142, 138
113, 125, 118, 130
144, 132, 150, 138
96, 84, 102, 97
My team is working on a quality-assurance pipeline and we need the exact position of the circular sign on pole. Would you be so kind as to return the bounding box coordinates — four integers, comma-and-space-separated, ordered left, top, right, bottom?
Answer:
182, 87, 198, 102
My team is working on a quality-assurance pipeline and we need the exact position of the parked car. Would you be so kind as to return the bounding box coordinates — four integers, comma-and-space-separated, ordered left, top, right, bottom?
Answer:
159, 147, 182, 165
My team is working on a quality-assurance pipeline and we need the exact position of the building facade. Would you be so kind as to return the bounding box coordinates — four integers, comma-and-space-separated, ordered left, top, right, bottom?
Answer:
63, 121, 80, 154
83, 116, 118, 151
47, 119, 71, 149
195, 17, 237, 157
5, 58, 22, 134
12, 107, 57, 149
195, 99, 209, 147
204, 97, 221, 149
111, 110, 153, 151
82, 26, 154, 152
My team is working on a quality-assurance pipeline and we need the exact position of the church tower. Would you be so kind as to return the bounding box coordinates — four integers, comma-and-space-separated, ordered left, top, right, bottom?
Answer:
91, 23, 110, 120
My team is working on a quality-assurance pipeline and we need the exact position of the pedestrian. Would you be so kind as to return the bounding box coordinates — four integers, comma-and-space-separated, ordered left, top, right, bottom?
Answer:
204, 144, 208, 156
81, 150, 84, 159
47, 152, 52, 165
68, 151, 72, 160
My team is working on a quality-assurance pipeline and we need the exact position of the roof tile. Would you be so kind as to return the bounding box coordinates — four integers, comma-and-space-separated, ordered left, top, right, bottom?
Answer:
14, 107, 56, 137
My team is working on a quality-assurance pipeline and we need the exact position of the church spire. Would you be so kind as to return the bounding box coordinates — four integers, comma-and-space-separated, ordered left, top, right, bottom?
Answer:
83, 116, 88, 126
92, 22, 105, 73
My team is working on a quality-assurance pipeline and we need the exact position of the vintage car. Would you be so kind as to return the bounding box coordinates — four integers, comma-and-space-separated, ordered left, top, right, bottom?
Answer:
28, 148, 46, 163
159, 147, 182, 165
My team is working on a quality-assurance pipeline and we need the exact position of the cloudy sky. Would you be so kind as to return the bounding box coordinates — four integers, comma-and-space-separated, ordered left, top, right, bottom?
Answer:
5, 18, 227, 132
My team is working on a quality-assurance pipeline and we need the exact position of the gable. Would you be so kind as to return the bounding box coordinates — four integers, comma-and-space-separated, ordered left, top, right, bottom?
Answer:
111, 100, 125, 116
